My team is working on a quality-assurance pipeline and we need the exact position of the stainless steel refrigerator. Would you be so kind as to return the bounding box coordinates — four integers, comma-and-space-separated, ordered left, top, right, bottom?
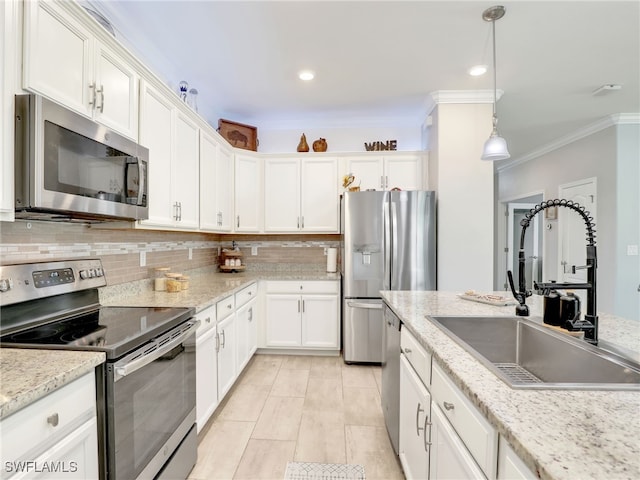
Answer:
341, 190, 436, 364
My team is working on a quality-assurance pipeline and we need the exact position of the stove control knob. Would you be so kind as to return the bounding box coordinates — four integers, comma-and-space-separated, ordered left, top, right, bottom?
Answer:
0, 278, 13, 292
79, 270, 89, 279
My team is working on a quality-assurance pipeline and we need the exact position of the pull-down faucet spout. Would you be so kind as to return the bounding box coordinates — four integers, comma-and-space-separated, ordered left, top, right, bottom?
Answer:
507, 199, 599, 345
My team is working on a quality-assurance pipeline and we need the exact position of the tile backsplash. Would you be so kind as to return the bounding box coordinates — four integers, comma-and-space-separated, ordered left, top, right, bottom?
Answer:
0, 221, 340, 286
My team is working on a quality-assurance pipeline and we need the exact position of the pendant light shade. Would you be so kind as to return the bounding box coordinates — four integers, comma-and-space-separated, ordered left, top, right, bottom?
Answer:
481, 5, 510, 162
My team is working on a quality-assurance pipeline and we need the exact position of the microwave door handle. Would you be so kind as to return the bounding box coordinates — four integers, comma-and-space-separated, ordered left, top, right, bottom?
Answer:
114, 320, 198, 382
136, 159, 146, 206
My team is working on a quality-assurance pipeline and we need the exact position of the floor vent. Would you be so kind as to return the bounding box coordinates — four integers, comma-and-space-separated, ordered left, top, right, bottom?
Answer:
284, 462, 365, 480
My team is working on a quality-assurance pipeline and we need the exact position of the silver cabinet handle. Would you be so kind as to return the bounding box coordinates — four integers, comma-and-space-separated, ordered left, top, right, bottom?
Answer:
96, 85, 105, 113
443, 401, 455, 411
302, 300, 305, 313
227, 304, 232, 309
248, 307, 253, 321
380, 175, 384, 189
403, 347, 412, 354
297, 217, 300, 229
215, 332, 220, 353
423, 415, 432, 452
88, 82, 96, 108
47, 413, 59, 427
205, 317, 211, 324
301, 216, 304, 228
347, 301, 382, 310
416, 402, 424, 436
298, 299, 301, 313
221, 330, 226, 348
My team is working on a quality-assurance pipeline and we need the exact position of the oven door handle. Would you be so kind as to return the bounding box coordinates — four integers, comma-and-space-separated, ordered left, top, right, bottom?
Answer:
113, 320, 199, 382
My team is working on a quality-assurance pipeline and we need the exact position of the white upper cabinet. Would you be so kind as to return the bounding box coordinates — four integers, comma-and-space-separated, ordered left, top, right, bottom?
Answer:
23, 0, 139, 139
234, 153, 262, 232
139, 81, 199, 230
264, 157, 338, 233
200, 132, 233, 232
342, 153, 424, 191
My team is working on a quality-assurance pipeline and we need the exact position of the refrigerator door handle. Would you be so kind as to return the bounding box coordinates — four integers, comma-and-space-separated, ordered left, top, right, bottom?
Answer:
383, 200, 391, 290
347, 301, 383, 309
390, 200, 399, 290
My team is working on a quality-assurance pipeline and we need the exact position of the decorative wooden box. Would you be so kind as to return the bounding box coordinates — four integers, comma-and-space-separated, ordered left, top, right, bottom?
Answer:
218, 119, 258, 151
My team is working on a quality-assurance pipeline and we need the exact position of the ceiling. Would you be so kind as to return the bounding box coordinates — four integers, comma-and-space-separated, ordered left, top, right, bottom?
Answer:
86, 0, 639, 161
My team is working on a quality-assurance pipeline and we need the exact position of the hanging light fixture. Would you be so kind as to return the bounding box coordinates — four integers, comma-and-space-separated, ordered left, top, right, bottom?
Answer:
481, 5, 510, 161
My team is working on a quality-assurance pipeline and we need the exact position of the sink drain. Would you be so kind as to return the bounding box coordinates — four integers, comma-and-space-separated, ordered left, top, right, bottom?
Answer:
494, 363, 543, 385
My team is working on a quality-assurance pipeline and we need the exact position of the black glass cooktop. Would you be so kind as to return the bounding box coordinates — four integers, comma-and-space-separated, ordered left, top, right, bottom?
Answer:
0, 306, 193, 360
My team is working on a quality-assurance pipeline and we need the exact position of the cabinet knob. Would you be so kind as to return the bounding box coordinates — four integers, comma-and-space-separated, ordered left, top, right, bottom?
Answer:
205, 317, 211, 323
443, 401, 455, 411
403, 347, 412, 354
47, 413, 59, 427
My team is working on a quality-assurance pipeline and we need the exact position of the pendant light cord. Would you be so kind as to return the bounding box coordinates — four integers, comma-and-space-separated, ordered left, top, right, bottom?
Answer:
491, 17, 498, 126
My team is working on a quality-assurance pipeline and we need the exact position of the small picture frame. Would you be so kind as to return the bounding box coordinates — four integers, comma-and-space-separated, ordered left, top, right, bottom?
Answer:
545, 206, 557, 220
218, 119, 258, 151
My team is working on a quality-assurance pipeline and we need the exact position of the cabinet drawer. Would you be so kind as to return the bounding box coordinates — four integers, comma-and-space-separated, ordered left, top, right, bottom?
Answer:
235, 282, 258, 308
401, 328, 431, 387
216, 295, 235, 320
265, 280, 339, 294
431, 362, 497, 479
1, 373, 96, 465
196, 305, 217, 337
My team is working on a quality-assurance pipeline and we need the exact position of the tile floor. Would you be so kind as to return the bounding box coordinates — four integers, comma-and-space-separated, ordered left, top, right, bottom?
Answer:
188, 354, 404, 480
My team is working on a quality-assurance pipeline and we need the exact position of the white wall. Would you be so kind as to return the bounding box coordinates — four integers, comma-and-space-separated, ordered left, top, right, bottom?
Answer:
497, 124, 640, 320
429, 103, 494, 292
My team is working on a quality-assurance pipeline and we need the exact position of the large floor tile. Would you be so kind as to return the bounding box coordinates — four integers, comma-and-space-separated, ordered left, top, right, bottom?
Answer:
345, 425, 404, 480
303, 377, 344, 413
270, 368, 310, 397
233, 438, 296, 480
294, 410, 347, 464
251, 396, 304, 441
342, 364, 378, 388
309, 355, 344, 379
281, 355, 312, 370
239, 362, 281, 387
188, 420, 254, 480
372, 366, 382, 394
216, 384, 271, 422
343, 387, 385, 427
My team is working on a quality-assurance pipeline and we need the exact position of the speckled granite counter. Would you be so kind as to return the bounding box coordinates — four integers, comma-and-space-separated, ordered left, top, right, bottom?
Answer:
99, 266, 340, 313
0, 348, 105, 420
380, 290, 640, 480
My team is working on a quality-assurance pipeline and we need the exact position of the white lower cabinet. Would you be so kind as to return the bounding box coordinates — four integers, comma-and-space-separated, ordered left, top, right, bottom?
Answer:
497, 436, 537, 480
399, 354, 431, 480
216, 304, 236, 402
0, 373, 99, 479
195, 306, 218, 433
235, 283, 258, 373
429, 402, 486, 479
264, 281, 340, 350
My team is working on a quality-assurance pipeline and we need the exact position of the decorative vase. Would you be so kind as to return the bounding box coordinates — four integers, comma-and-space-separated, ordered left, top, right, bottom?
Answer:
313, 137, 328, 152
297, 133, 309, 152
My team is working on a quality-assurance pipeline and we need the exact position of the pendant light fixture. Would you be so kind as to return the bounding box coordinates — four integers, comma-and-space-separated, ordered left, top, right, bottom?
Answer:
481, 5, 510, 161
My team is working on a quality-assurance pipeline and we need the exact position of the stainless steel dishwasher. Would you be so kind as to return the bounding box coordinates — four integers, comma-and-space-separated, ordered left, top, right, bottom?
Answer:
381, 302, 401, 455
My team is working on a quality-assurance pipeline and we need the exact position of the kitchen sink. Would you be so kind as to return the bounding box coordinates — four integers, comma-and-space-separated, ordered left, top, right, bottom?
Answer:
428, 315, 640, 390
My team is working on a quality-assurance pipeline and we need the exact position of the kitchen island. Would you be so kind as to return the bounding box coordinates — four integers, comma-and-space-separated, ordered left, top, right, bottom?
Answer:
381, 290, 640, 480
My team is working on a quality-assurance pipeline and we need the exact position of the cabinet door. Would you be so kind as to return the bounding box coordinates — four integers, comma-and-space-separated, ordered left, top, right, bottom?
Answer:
173, 111, 200, 228
399, 355, 431, 480
264, 158, 300, 232
139, 82, 174, 227
429, 403, 486, 480
216, 144, 234, 232
199, 132, 219, 231
23, 0, 93, 116
300, 158, 339, 232
301, 295, 339, 348
247, 300, 258, 358
196, 327, 218, 433
234, 154, 262, 232
384, 154, 423, 191
235, 301, 250, 372
94, 41, 138, 139
344, 156, 384, 191
265, 294, 302, 346
217, 314, 236, 401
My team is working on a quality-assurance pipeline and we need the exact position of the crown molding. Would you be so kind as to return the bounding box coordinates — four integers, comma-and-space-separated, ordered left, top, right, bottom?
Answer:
424, 89, 503, 117
497, 113, 640, 173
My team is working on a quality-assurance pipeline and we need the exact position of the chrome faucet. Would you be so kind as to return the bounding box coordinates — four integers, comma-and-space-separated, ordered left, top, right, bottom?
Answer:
507, 199, 599, 345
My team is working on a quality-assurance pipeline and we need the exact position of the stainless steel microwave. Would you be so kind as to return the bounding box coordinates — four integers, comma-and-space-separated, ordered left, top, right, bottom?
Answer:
14, 94, 149, 222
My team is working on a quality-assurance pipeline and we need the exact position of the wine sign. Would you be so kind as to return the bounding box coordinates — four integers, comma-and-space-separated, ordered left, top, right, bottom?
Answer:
364, 140, 397, 151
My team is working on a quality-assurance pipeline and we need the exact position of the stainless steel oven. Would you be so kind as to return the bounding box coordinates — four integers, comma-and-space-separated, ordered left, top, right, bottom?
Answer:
0, 259, 197, 480
14, 94, 149, 221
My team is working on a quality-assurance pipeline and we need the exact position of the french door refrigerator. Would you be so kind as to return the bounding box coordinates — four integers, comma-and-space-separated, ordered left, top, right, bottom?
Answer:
341, 190, 436, 364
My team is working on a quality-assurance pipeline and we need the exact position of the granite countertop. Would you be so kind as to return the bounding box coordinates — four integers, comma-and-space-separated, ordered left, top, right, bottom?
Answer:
0, 348, 105, 420
380, 290, 640, 480
99, 266, 341, 313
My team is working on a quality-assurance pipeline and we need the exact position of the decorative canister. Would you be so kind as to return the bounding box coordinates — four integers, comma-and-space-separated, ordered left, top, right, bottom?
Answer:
178, 275, 190, 290
154, 267, 170, 291
165, 273, 182, 293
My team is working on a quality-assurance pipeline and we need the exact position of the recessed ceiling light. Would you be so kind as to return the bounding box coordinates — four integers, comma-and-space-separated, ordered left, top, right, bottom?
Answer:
469, 65, 488, 76
299, 70, 315, 81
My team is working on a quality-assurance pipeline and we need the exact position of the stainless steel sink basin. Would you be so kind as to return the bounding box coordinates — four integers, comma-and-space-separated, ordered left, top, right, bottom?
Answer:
428, 315, 640, 390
